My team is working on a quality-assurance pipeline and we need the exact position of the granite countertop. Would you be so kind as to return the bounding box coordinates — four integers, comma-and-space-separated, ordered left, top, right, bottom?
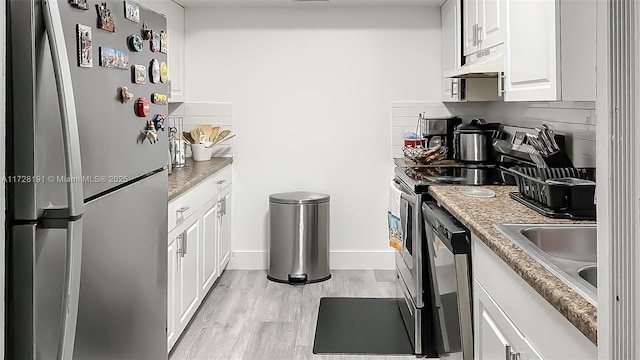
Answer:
168, 157, 233, 200
428, 185, 597, 345
393, 157, 460, 168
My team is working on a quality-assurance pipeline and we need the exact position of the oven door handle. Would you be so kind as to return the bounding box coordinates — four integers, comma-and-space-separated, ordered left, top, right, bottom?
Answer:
400, 192, 416, 205
394, 181, 417, 249
392, 180, 417, 205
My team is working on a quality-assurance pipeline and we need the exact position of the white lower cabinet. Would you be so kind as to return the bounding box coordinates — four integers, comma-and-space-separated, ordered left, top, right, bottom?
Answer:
472, 234, 597, 360
218, 184, 232, 271
167, 237, 178, 352
476, 280, 542, 360
201, 198, 219, 295
167, 164, 232, 353
178, 216, 201, 329
167, 209, 201, 351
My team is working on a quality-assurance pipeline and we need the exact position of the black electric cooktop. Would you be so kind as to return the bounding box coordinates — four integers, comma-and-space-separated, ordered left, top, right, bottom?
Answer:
394, 162, 509, 193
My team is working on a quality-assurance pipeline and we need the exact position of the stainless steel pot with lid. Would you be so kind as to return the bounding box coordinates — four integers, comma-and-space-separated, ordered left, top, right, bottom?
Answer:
453, 119, 502, 163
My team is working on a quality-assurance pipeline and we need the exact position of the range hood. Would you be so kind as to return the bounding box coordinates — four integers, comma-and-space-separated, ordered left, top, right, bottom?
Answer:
444, 45, 504, 79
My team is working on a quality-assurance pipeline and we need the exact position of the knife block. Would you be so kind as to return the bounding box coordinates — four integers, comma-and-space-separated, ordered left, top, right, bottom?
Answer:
524, 133, 574, 168
541, 134, 574, 168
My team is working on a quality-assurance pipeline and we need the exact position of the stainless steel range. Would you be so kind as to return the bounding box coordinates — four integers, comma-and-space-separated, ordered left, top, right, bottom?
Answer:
392, 160, 509, 359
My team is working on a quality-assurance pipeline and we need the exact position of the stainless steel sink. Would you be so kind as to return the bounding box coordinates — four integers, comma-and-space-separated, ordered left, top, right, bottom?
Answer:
579, 266, 597, 288
495, 224, 597, 306
521, 226, 597, 262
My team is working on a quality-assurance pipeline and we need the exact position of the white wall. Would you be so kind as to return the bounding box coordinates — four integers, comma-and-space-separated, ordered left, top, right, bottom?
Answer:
184, 5, 442, 269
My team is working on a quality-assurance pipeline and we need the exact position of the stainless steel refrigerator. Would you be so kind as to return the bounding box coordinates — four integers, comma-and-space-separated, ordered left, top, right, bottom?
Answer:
7, 1, 169, 358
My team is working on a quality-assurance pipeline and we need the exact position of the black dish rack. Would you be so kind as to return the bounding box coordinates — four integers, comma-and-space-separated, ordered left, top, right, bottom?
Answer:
508, 167, 596, 220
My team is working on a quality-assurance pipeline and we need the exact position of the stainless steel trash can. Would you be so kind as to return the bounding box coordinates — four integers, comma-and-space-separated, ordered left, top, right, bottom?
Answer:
268, 191, 330, 284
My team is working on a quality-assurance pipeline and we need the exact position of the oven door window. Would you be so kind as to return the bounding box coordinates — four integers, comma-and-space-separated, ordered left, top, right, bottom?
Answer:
400, 195, 414, 268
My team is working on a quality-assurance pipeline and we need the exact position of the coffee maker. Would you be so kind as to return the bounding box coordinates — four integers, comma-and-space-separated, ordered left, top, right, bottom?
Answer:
419, 114, 461, 160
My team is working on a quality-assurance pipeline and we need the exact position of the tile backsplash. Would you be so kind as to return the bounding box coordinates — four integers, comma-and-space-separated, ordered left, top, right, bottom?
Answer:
391, 101, 596, 167
391, 101, 485, 159
168, 102, 234, 157
480, 101, 596, 167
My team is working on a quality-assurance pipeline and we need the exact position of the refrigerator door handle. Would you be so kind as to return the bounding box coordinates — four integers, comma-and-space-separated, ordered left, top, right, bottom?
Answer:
60, 219, 83, 360
37, 218, 83, 360
42, 0, 84, 218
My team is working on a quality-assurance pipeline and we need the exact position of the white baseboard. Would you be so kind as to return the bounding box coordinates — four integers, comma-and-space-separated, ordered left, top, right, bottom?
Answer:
227, 251, 267, 270
329, 251, 395, 270
227, 250, 395, 270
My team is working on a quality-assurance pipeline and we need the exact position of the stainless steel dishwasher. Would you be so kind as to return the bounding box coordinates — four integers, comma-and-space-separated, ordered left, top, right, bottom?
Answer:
422, 201, 473, 360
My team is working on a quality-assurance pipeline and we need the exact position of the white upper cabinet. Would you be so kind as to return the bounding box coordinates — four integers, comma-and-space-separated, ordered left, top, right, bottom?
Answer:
479, 0, 506, 50
463, 0, 478, 56
140, 0, 186, 102
441, 0, 463, 102
442, 0, 502, 102
503, 0, 558, 101
463, 0, 505, 56
504, 0, 596, 102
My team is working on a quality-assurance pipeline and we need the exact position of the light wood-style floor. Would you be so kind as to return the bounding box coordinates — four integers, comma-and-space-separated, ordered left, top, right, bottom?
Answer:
169, 270, 417, 360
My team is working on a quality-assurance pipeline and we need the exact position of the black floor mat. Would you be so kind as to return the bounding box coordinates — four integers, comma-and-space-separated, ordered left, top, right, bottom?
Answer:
312, 297, 414, 355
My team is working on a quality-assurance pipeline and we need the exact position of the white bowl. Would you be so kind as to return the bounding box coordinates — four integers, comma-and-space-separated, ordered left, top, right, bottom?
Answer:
190, 144, 212, 161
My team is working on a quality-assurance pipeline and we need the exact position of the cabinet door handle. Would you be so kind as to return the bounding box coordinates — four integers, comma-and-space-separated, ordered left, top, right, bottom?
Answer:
505, 345, 522, 360
182, 231, 187, 256
222, 197, 227, 216
176, 206, 190, 214
498, 72, 505, 97
452, 79, 459, 97
472, 24, 477, 45
176, 233, 184, 257
218, 198, 226, 216
216, 180, 226, 185
477, 25, 483, 44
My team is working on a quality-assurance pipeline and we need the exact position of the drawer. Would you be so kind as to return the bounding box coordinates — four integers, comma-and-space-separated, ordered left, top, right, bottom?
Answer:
168, 208, 200, 246
201, 165, 232, 205
168, 185, 201, 232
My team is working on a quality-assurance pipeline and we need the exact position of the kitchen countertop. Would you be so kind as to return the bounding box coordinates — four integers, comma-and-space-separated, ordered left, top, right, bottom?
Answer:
168, 157, 233, 201
393, 157, 461, 168
428, 185, 597, 345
